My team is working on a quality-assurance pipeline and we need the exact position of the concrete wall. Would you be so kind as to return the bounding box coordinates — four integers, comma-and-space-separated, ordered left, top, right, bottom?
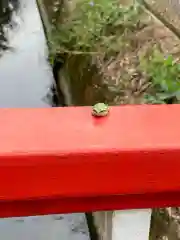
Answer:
93, 211, 113, 240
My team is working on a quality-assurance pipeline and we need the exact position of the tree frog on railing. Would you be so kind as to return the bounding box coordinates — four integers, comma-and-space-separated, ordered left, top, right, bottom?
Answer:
92, 103, 109, 117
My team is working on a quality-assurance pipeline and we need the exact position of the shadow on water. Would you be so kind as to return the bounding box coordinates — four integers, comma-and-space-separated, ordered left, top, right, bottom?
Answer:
0, 1, 89, 240
0, 0, 19, 51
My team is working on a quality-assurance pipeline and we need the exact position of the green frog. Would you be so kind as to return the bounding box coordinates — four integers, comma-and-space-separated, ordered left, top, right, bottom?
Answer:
92, 103, 109, 117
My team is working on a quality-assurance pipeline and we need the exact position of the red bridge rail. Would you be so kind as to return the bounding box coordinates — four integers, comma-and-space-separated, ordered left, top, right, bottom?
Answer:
0, 105, 180, 217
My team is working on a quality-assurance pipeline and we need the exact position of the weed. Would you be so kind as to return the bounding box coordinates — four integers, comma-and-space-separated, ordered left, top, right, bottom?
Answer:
48, 0, 142, 58
46, 0, 144, 105
140, 48, 180, 104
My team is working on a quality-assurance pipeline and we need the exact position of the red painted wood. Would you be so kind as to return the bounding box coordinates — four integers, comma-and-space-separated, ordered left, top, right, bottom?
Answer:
0, 105, 180, 215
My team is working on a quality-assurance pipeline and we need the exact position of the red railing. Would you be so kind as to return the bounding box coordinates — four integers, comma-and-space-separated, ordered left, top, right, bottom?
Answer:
0, 105, 180, 217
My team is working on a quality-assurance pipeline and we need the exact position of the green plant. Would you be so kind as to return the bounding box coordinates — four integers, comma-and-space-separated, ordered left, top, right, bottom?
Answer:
140, 48, 180, 104
49, 0, 142, 56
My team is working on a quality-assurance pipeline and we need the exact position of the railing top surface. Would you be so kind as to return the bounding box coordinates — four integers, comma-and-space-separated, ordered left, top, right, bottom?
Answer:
1, 104, 180, 155
0, 105, 180, 204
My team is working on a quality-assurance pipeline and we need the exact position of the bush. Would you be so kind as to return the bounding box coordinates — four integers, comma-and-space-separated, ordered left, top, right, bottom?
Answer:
49, 0, 142, 62
140, 48, 180, 104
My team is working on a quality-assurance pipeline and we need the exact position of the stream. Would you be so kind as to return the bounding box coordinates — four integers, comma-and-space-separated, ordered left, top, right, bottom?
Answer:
0, 0, 90, 239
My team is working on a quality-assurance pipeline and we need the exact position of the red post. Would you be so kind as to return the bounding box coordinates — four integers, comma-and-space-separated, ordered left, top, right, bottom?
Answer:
0, 105, 180, 217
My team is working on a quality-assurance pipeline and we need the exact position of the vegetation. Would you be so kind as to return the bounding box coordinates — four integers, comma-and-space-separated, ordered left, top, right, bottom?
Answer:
48, 0, 147, 105
140, 48, 180, 104
48, 0, 180, 106
49, 0, 142, 58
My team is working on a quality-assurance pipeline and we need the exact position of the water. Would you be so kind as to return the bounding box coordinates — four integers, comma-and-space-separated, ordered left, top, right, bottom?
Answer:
0, 0, 52, 107
0, 0, 90, 239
